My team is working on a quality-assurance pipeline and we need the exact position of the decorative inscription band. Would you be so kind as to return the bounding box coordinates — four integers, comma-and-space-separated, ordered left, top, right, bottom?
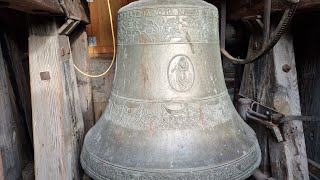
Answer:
104, 91, 233, 130
117, 8, 219, 45
118, 8, 219, 19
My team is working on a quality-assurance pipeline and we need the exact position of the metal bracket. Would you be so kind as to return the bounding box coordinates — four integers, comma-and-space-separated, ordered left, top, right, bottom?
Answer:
247, 102, 284, 142
238, 98, 320, 142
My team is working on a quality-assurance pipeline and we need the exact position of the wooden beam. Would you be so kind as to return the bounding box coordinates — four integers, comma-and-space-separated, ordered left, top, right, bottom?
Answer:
240, 27, 309, 179
8, 0, 63, 14
29, 18, 84, 179
61, 0, 89, 23
1, 34, 33, 141
268, 32, 309, 179
240, 32, 272, 175
70, 26, 95, 133
0, 39, 22, 180
5, 0, 89, 23
229, 0, 320, 20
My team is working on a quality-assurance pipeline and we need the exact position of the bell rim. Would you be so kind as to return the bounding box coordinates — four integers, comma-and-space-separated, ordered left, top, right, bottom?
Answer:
81, 142, 261, 180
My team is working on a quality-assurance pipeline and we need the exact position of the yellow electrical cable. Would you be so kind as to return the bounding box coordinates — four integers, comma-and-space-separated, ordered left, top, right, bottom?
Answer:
73, 0, 116, 78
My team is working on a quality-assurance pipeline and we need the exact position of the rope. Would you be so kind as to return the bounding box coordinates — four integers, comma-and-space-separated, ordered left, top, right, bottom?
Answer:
73, 0, 116, 78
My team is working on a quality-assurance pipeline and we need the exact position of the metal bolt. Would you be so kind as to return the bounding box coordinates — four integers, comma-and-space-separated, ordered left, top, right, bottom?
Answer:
265, 111, 271, 116
282, 64, 292, 73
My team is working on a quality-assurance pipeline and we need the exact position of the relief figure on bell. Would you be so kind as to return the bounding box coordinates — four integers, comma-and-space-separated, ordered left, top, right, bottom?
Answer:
169, 56, 195, 92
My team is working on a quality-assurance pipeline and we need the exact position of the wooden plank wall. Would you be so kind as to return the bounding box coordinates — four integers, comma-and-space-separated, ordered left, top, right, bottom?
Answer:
294, 12, 320, 180
87, 0, 134, 58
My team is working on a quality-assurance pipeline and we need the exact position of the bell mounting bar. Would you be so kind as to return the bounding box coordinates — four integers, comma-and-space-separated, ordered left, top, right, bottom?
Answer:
238, 97, 320, 142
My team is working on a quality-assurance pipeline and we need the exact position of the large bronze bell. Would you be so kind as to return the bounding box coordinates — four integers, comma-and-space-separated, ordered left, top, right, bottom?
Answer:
81, 0, 261, 179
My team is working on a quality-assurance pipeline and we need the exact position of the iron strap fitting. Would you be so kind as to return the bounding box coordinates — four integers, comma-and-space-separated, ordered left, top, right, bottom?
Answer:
243, 101, 319, 142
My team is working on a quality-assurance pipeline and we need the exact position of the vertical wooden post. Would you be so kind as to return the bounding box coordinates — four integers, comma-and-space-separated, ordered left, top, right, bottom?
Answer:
240, 29, 309, 179
1, 34, 33, 141
0, 42, 22, 180
29, 18, 84, 179
268, 32, 309, 179
70, 27, 95, 133
241, 32, 272, 175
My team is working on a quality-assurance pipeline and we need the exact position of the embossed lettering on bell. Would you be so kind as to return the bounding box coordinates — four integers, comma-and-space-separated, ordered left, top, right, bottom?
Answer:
81, 0, 261, 179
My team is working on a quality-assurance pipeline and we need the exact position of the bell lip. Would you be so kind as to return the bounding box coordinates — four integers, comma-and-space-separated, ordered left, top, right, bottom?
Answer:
81, 142, 261, 180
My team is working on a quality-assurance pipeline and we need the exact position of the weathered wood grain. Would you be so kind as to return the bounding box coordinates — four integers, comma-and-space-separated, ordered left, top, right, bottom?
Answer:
2, 34, 33, 141
8, 0, 63, 14
29, 16, 59, 36
240, 32, 273, 175
0, 42, 22, 180
29, 32, 84, 179
61, 0, 89, 23
7, 70, 33, 169
70, 26, 95, 133
59, 35, 85, 180
240, 28, 309, 179
269, 32, 308, 179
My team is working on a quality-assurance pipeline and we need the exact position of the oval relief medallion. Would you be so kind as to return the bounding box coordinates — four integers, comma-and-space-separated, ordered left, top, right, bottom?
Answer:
168, 55, 195, 92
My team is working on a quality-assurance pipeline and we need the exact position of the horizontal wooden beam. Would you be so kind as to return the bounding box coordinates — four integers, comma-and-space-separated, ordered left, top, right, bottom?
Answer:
228, 0, 320, 20
2, 0, 88, 23
7, 0, 63, 15
62, 0, 89, 23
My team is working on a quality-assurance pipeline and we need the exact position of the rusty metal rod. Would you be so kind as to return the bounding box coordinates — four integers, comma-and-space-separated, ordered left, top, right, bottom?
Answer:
263, 0, 272, 45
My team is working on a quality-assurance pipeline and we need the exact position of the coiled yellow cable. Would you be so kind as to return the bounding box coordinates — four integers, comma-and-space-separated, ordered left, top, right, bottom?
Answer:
73, 0, 116, 78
